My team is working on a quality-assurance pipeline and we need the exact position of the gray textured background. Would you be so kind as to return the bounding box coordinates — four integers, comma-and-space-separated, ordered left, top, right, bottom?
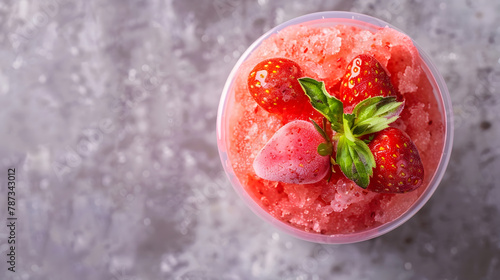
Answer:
0, 0, 499, 279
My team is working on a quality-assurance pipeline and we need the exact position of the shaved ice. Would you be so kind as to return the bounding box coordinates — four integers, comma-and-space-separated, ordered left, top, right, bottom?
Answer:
224, 20, 445, 235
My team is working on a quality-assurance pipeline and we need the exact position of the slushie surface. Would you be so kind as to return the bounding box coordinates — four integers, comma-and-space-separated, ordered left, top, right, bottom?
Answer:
227, 22, 445, 234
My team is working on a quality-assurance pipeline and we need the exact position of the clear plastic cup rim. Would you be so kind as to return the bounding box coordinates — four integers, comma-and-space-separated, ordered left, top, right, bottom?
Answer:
217, 11, 454, 244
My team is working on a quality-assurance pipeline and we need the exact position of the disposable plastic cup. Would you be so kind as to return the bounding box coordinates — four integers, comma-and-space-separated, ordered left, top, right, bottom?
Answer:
217, 11, 453, 244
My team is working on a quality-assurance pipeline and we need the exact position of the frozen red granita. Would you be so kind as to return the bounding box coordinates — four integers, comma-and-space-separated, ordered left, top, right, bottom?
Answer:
217, 12, 452, 243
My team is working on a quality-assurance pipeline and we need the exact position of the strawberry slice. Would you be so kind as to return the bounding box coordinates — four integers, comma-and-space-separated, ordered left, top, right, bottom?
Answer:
367, 127, 424, 193
253, 120, 330, 184
248, 58, 308, 115
340, 54, 397, 110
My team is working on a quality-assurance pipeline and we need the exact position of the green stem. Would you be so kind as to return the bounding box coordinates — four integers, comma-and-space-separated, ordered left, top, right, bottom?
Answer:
343, 117, 355, 142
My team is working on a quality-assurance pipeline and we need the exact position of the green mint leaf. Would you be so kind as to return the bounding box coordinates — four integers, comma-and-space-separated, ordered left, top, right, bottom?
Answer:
353, 96, 388, 122
375, 99, 405, 119
343, 113, 356, 127
318, 142, 333, 156
298, 77, 343, 132
342, 114, 356, 141
336, 135, 376, 189
351, 96, 404, 137
336, 136, 354, 179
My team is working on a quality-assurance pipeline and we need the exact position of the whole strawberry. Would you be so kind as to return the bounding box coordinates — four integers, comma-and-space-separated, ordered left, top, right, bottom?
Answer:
367, 127, 424, 193
253, 120, 330, 184
248, 58, 308, 115
340, 54, 397, 110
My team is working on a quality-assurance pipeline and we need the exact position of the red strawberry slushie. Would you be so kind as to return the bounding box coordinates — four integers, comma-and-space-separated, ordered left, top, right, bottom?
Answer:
218, 13, 451, 242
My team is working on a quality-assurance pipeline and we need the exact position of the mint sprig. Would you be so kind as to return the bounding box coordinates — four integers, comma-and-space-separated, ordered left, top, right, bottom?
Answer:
298, 77, 404, 188
299, 78, 344, 132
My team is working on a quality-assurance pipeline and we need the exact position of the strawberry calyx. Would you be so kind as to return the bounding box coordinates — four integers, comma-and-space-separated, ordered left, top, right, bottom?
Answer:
298, 77, 405, 189
310, 118, 333, 156
309, 117, 337, 181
